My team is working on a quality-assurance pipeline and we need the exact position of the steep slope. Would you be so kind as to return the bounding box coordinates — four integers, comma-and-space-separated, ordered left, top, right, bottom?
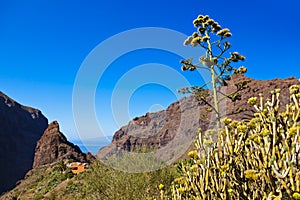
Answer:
0, 92, 48, 194
97, 76, 299, 163
33, 121, 94, 168
1, 121, 95, 199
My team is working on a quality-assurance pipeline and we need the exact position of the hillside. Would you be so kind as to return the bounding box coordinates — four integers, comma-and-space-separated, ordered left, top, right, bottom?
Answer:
0, 92, 48, 194
1, 122, 95, 200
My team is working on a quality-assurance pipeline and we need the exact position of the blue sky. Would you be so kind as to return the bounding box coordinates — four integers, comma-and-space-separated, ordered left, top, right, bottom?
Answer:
1, 0, 300, 152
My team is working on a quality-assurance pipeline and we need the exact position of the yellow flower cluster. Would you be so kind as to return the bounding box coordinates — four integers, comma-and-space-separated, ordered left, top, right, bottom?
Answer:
293, 192, 300, 199
237, 124, 248, 133
188, 150, 198, 159
174, 177, 185, 185
221, 118, 232, 125
217, 28, 232, 37
290, 85, 299, 94
158, 183, 164, 190
230, 52, 246, 62
244, 169, 260, 181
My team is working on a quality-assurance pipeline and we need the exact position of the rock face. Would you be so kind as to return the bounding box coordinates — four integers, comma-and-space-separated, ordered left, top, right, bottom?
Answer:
0, 92, 48, 194
33, 121, 94, 168
96, 76, 299, 162
97, 96, 209, 164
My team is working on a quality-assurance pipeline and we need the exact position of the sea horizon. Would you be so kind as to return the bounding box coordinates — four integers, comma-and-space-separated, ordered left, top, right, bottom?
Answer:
71, 135, 113, 154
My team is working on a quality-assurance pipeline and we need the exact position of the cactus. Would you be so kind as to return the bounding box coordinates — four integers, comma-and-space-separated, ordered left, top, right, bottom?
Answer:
160, 84, 300, 199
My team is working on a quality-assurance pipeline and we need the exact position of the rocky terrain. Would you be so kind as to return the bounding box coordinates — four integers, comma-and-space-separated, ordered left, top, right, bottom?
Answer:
0, 92, 48, 194
97, 75, 299, 164
33, 121, 94, 168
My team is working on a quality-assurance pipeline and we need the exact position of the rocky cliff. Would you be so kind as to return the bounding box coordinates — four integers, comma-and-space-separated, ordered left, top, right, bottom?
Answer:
96, 76, 299, 164
0, 92, 48, 194
33, 121, 94, 168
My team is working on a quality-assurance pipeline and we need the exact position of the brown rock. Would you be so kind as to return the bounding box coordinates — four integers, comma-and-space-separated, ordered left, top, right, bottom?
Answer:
32, 121, 94, 168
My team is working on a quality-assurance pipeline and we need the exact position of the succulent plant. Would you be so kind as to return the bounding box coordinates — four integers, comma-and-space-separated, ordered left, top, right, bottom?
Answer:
160, 86, 300, 199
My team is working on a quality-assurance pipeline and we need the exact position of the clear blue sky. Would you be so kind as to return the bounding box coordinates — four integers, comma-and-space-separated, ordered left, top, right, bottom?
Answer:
1, 0, 299, 151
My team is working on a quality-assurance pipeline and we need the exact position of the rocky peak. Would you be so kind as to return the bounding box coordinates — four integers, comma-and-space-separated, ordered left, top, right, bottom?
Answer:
33, 121, 94, 168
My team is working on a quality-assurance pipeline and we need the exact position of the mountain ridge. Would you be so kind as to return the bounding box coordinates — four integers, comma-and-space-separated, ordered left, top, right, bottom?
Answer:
96, 75, 299, 164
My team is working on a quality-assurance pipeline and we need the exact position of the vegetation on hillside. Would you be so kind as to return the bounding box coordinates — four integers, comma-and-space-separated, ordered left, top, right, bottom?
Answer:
1, 161, 75, 200
160, 86, 300, 199
1, 159, 179, 200
79, 160, 178, 200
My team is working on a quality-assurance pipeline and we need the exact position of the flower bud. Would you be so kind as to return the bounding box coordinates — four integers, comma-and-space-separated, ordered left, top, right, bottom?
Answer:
217, 28, 230, 36
248, 97, 257, 105
183, 36, 193, 46
193, 19, 201, 27
201, 35, 210, 42
289, 85, 299, 94
181, 65, 188, 71
198, 27, 206, 34
189, 66, 196, 71
224, 32, 232, 37
191, 36, 201, 46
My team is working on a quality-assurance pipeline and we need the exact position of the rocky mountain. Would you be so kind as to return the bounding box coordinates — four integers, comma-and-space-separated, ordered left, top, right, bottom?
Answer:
1, 121, 95, 199
0, 92, 48, 194
96, 75, 299, 164
33, 121, 95, 168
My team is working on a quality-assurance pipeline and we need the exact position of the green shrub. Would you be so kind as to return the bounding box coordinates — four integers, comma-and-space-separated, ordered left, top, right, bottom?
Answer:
53, 160, 67, 172
161, 85, 300, 199
63, 168, 74, 179
79, 160, 178, 200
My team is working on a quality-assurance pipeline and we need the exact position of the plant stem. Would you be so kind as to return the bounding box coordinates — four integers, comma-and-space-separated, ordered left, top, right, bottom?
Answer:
207, 35, 220, 128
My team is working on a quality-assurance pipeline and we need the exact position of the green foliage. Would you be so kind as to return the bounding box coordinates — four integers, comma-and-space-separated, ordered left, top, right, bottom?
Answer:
35, 170, 66, 194
79, 160, 178, 200
53, 160, 67, 172
64, 180, 79, 194
161, 85, 300, 199
104, 146, 166, 173
179, 14, 247, 125
63, 168, 74, 179
4, 162, 77, 199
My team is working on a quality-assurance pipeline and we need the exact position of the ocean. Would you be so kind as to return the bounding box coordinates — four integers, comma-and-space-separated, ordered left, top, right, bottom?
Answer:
70, 135, 113, 154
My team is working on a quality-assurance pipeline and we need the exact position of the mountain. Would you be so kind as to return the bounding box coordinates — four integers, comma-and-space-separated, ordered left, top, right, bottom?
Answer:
0, 120, 95, 199
96, 75, 299, 164
0, 92, 48, 194
33, 121, 95, 168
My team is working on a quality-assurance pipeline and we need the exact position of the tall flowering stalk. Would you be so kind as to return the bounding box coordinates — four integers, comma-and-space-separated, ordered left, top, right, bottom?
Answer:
179, 14, 247, 128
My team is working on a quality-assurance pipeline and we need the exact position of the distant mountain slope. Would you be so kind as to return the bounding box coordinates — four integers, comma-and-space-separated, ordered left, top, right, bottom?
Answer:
0, 92, 48, 194
96, 75, 299, 164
